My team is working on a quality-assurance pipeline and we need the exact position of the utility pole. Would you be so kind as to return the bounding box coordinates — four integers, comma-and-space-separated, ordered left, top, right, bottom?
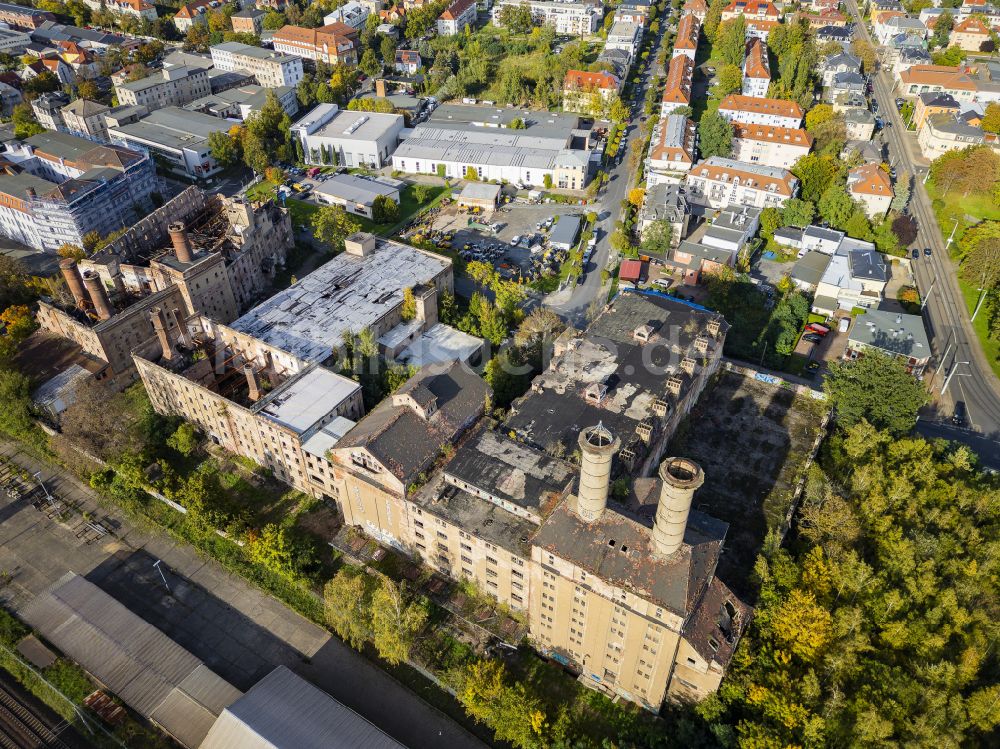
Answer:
946, 219, 959, 250
942, 361, 970, 395
921, 278, 936, 310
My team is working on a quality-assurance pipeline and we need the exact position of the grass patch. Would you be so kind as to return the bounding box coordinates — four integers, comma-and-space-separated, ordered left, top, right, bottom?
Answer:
926, 178, 1000, 259
958, 277, 1000, 381
808, 313, 829, 325
784, 353, 811, 377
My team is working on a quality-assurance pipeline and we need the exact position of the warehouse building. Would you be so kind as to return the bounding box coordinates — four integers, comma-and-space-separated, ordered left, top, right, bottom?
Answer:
108, 106, 232, 179
22, 573, 243, 749
291, 103, 404, 168
313, 173, 401, 219
392, 105, 593, 189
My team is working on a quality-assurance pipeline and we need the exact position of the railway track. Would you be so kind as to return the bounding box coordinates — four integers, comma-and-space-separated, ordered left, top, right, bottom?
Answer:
0, 683, 72, 749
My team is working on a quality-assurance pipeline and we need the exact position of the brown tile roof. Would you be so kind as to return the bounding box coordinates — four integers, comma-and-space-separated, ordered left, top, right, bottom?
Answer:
719, 94, 804, 120
722, 0, 780, 18
899, 64, 978, 91
732, 122, 812, 147
692, 158, 798, 196
675, 13, 701, 50
848, 162, 894, 197
954, 15, 990, 35
564, 69, 621, 91
662, 55, 693, 104
175, 0, 214, 20
743, 38, 770, 80
683, 0, 708, 13
649, 117, 697, 164
440, 0, 474, 21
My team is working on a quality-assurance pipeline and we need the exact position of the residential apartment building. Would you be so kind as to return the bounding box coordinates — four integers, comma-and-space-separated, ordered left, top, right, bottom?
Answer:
673, 12, 700, 60
30, 91, 69, 131
437, 0, 477, 35
61, 98, 110, 142
231, 7, 265, 35
847, 163, 894, 219
721, 0, 779, 21
685, 156, 799, 209
640, 181, 688, 249
324, 0, 370, 29
0, 26, 29, 53
717, 94, 804, 127
661, 54, 693, 116
682, 0, 708, 21
563, 69, 621, 115
115, 65, 212, 109
950, 15, 993, 51
0, 131, 155, 253
913, 91, 961, 130
0, 2, 55, 29
845, 309, 930, 376
81, 0, 157, 21
819, 51, 861, 88
491, 0, 603, 36
291, 103, 404, 167
271, 24, 359, 66
873, 14, 926, 45
210, 41, 304, 88
646, 115, 698, 186
917, 112, 991, 159
606, 21, 643, 66
898, 64, 1000, 105
742, 38, 770, 98
392, 105, 592, 189
730, 123, 812, 169
173, 0, 215, 32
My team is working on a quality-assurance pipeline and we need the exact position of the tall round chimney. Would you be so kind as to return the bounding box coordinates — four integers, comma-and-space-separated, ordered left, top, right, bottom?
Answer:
59, 258, 87, 309
81, 270, 113, 321
168, 221, 193, 263
576, 423, 620, 522
652, 457, 704, 556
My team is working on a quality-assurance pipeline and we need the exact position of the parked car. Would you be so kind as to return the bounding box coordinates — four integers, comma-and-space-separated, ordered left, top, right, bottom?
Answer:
803, 333, 823, 343
924, 247, 932, 256
912, 248, 920, 260
807, 323, 831, 335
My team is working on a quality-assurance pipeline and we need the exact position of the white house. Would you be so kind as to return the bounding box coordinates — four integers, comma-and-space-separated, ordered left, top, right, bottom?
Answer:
324, 1, 370, 29
685, 157, 799, 209
730, 123, 812, 169
438, 0, 477, 35
847, 163, 894, 219
718, 94, 804, 128
813, 247, 889, 315
742, 38, 771, 98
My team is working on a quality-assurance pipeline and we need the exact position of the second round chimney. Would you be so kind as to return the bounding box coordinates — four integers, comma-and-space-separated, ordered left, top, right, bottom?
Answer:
576, 423, 620, 522
59, 258, 87, 309
652, 457, 704, 556
168, 222, 193, 263
81, 270, 113, 321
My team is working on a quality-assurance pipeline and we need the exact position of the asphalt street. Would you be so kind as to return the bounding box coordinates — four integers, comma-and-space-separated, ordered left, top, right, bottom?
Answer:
550, 20, 671, 327
845, 0, 1000, 464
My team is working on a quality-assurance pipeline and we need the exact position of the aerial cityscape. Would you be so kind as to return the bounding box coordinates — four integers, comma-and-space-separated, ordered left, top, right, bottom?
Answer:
0, 0, 997, 746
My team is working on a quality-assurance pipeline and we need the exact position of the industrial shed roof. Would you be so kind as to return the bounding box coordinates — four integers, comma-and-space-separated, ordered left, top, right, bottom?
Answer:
199, 665, 407, 749
21, 573, 241, 749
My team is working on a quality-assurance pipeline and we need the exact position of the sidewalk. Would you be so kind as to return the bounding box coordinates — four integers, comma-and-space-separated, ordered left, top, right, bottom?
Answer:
0, 442, 487, 749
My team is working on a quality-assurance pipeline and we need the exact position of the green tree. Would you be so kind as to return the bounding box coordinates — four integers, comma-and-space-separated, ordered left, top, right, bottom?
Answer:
640, 220, 673, 257
324, 569, 371, 650
311, 204, 362, 252
247, 524, 299, 579
359, 48, 380, 77
497, 4, 533, 33
262, 10, 286, 30
781, 198, 815, 228
817, 186, 856, 229
932, 10, 954, 48
609, 96, 629, 124
370, 578, 428, 666
11, 103, 43, 139
0, 368, 38, 442
981, 102, 1000, 135
759, 207, 781, 241
372, 194, 399, 224
698, 110, 734, 159
207, 129, 240, 167
959, 220, 1000, 288
166, 423, 199, 457
792, 153, 843, 203
823, 350, 929, 434
400, 286, 416, 321
843, 210, 873, 241
716, 16, 748, 67
712, 63, 743, 98
379, 34, 396, 65
851, 38, 878, 74
459, 659, 548, 749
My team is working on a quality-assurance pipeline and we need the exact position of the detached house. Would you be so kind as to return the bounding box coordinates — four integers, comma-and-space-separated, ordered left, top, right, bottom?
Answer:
847, 163, 894, 219
820, 51, 861, 88
845, 309, 930, 377
813, 247, 888, 316
395, 50, 421, 75
721, 0, 780, 23
742, 38, 770, 98
437, 0, 476, 35
173, 0, 214, 32
563, 69, 621, 115
951, 15, 993, 51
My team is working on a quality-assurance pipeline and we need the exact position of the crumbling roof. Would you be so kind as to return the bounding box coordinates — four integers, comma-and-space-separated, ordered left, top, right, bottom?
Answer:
683, 576, 751, 667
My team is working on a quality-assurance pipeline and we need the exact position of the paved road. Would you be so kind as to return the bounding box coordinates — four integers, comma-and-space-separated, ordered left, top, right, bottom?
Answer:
0, 443, 487, 749
550, 22, 671, 326
846, 0, 1000, 447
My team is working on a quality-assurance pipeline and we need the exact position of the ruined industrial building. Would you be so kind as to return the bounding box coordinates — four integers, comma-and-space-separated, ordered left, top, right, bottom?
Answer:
34, 186, 293, 388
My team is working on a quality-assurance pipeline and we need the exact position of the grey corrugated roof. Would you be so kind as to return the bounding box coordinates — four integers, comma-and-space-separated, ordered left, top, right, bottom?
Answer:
200, 666, 406, 749
21, 573, 241, 749
549, 215, 581, 247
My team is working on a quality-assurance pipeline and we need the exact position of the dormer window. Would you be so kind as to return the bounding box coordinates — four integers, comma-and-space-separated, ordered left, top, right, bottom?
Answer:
681, 357, 696, 374
652, 398, 668, 417
666, 376, 682, 395
634, 324, 654, 342
585, 381, 608, 403
694, 336, 710, 354
707, 318, 721, 337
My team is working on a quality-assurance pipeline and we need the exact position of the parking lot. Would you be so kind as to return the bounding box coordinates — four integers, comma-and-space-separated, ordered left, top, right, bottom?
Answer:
406, 197, 593, 283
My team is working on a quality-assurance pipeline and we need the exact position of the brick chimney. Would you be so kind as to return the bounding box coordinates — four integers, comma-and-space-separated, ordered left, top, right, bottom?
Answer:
150, 306, 174, 360
59, 258, 87, 309
168, 221, 194, 264
244, 365, 262, 402
81, 270, 113, 321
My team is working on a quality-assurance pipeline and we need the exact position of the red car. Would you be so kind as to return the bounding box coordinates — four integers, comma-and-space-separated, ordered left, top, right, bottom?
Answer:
807, 323, 830, 335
